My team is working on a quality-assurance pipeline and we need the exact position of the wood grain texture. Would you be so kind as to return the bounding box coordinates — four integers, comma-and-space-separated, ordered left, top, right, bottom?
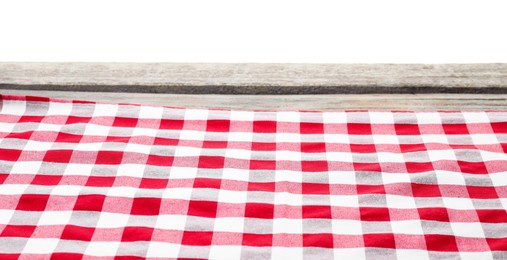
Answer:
1, 63, 507, 94
2, 90, 506, 110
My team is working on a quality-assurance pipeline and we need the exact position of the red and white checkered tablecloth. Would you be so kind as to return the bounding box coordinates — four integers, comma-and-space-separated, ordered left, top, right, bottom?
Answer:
0, 94, 506, 259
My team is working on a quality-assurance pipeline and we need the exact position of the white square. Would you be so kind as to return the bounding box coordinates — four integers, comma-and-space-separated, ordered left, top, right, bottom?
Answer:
273, 218, 302, 234
276, 133, 299, 143
116, 163, 146, 178
426, 149, 456, 161
221, 168, 249, 182
154, 215, 187, 230
479, 150, 507, 161
161, 187, 193, 200
85, 242, 121, 256
472, 134, 500, 145
217, 189, 248, 204
184, 108, 209, 120
179, 130, 205, 141
36, 123, 62, 132
47, 102, 73, 116
396, 249, 430, 260
139, 106, 164, 119
322, 112, 347, 124
0, 122, 15, 133
131, 127, 158, 137
277, 111, 300, 123
435, 170, 466, 186
421, 134, 449, 144
10, 161, 42, 174
75, 142, 103, 151
227, 132, 252, 142
225, 148, 250, 160
1, 100, 26, 116
390, 220, 424, 235
96, 212, 130, 228
92, 104, 118, 117
230, 111, 254, 122
83, 124, 111, 136
324, 134, 349, 144
22, 238, 59, 254
381, 172, 411, 185
462, 112, 490, 124
328, 171, 356, 185
169, 167, 198, 179
209, 245, 242, 260
50, 185, 81, 196
459, 252, 493, 260
442, 197, 475, 210
450, 222, 486, 238
333, 248, 366, 259
271, 247, 303, 260
124, 142, 151, 154
369, 112, 395, 124
0, 209, 14, 224
106, 186, 137, 198
332, 219, 363, 235
330, 195, 359, 207
274, 170, 302, 183
327, 152, 353, 163
0, 184, 28, 195
274, 192, 302, 206
38, 211, 73, 226
64, 163, 94, 176
276, 150, 299, 162
385, 195, 417, 209
23, 140, 53, 151
213, 217, 244, 233
372, 134, 399, 145
489, 172, 507, 186
146, 242, 180, 258
416, 112, 441, 124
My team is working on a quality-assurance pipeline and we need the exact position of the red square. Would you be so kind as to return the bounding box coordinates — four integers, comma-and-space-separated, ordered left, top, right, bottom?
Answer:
187, 200, 218, 218
131, 197, 161, 215
303, 205, 332, 218
300, 142, 326, 153
159, 119, 184, 130
202, 140, 228, 149
476, 209, 507, 223
405, 162, 434, 173
357, 184, 386, 195
43, 150, 73, 163
457, 161, 488, 174
247, 182, 275, 192
491, 122, 507, 134
300, 122, 324, 134
61, 225, 95, 241
411, 183, 441, 197
206, 120, 230, 132
121, 227, 154, 242
112, 117, 138, 127
147, 154, 174, 166
395, 124, 420, 135
399, 143, 427, 153
153, 137, 179, 146
245, 203, 274, 219
467, 186, 498, 199
302, 183, 330, 195
193, 178, 222, 189
363, 233, 396, 248
350, 144, 376, 153
95, 151, 123, 165
253, 121, 277, 133
139, 178, 168, 189
73, 195, 106, 211
66, 116, 91, 124
249, 160, 276, 170
16, 194, 49, 211
303, 233, 334, 248
442, 123, 469, 135
0, 174, 8, 184
347, 123, 372, 135
360, 207, 390, 221
55, 132, 83, 143
198, 156, 225, 169
417, 207, 450, 222
424, 234, 459, 252
0, 149, 22, 161
31, 175, 62, 186
85, 176, 116, 187
243, 234, 273, 246
19, 115, 43, 123
487, 237, 507, 251
0, 225, 36, 237
251, 142, 276, 151
181, 231, 213, 246
50, 253, 83, 260
301, 161, 328, 172
353, 162, 381, 172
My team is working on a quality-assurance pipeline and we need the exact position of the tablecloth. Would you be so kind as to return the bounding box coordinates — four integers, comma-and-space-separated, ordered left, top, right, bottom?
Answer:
0, 94, 506, 259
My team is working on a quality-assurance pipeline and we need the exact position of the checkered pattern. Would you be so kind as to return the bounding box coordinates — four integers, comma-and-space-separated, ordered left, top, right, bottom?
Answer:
0, 94, 506, 259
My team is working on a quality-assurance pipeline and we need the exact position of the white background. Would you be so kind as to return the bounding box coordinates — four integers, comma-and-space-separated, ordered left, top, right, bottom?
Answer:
0, 0, 506, 63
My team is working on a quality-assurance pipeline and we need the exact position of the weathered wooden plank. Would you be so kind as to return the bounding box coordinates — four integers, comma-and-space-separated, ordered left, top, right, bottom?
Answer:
1, 63, 507, 94
2, 90, 506, 110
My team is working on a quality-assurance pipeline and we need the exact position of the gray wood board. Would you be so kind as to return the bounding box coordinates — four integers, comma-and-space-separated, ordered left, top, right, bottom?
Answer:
2, 90, 506, 110
1, 63, 507, 94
